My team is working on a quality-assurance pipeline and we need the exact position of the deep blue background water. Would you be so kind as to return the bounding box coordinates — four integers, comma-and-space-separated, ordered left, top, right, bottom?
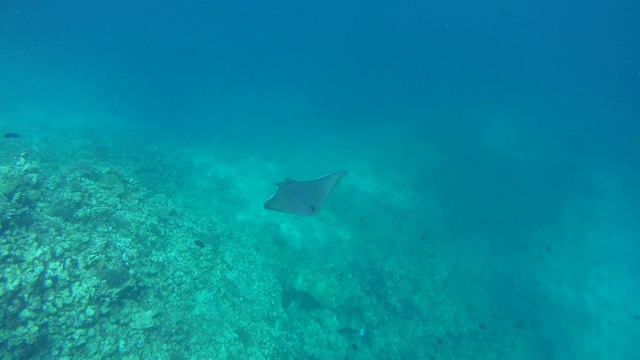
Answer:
1, 1, 639, 358
3, 1, 638, 137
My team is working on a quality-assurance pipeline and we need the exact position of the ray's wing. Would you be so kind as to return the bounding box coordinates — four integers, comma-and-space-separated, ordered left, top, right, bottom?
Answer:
264, 170, 347, 215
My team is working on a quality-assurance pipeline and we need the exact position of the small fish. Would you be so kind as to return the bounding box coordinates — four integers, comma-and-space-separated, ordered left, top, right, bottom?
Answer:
477, 323, 487, 330
4, 133, 19, 138
427, 253, 437, 259
633, 315, 640, 321
194, 240, 205, 248
168, 209, 178, 216
338, 328, 365, 337
514, 322, 524, 329
351, 343, 358, 350
545, 245, 552, 254
436, 337, 443, 345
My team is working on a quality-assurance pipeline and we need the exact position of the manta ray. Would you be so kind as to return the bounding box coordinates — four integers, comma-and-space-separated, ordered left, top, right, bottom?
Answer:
264, 170, 347, 216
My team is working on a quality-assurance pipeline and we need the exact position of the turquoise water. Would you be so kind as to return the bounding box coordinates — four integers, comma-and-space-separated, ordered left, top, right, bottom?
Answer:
1, 1, 639, 359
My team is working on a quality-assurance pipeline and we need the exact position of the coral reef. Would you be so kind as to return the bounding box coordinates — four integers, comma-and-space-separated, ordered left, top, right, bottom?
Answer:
0, 135, 531, 359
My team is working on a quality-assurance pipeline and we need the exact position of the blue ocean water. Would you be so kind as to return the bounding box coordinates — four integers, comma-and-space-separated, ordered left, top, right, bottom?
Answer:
1, 1, 639, 359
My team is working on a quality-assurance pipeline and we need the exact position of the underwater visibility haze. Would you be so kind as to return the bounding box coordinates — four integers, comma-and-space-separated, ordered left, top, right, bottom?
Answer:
1, 1, 639, 359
